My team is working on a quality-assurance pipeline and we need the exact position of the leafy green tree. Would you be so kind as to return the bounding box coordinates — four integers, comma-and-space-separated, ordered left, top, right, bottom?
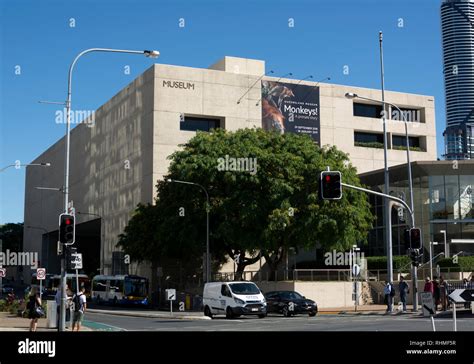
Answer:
119, 128, 373, 281
0, 223, 24, 252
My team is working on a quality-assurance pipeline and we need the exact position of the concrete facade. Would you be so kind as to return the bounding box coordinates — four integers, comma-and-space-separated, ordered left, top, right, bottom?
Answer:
23, 56, 438, 281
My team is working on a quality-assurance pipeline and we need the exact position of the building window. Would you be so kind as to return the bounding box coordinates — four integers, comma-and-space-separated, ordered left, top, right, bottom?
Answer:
112, 251, 128, 275
354, 131, 384, 149
180, 116, 221, 132
392, 135, 422, 151
391, 108, 421, 123
353, 103, 383, 119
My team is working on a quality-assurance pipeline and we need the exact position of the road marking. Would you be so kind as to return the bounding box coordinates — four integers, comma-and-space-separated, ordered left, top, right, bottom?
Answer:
83, 319, 127, 331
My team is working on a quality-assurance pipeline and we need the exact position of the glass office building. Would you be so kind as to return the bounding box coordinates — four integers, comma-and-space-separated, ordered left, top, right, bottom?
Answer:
441, 0, 474, 160
359, 161, 474, 257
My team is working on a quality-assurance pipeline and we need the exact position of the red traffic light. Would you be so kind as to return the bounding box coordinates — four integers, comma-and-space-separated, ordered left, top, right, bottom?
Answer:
320, 171, 342, 200
65, 219, 72, 225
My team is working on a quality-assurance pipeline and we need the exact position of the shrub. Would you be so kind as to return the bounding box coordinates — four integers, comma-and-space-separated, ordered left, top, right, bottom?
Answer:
437, 256, 474, 272
366, 255, 411, 270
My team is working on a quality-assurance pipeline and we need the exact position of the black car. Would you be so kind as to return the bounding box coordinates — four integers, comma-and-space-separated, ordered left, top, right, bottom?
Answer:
265, 291, 317, 317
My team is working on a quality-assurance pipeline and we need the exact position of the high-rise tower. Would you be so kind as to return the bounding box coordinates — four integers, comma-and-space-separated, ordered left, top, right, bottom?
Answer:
441, 0, 474, 159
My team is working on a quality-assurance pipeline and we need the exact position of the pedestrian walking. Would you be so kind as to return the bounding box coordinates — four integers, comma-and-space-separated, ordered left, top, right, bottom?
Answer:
398, 276, 409, 312
463, 278, 470, 308
433, 276, 441, 311
27, 287, 43, 332
383, 281, 394, 313
439, 276, 448, 311
72, 287, 87, 332
424, 277, 434, 294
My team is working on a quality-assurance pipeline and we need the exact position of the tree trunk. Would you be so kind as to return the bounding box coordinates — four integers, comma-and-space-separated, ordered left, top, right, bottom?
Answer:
263, 247, 285, 281
150, 260, 160, 308
227, 249, 262, 281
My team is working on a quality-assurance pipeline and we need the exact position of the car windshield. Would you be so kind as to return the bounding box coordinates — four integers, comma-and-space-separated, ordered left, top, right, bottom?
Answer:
280, 291, 303, 300
229, 283, 260, 295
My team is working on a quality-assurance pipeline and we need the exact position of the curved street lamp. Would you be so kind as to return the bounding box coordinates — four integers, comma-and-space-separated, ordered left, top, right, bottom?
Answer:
58, 47, 160, 332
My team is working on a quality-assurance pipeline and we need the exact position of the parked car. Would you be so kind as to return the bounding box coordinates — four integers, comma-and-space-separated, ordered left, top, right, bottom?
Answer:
265, 291, 318, 317
2, 285, 14, 295
203, 281, 267, 319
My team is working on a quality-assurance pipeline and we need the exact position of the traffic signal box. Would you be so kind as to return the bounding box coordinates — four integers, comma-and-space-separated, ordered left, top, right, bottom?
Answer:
59, 213, 75, 245
320, 171, 342, 200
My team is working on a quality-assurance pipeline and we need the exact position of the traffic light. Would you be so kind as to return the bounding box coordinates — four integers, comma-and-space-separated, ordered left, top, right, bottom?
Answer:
320, 171, 342, 200
59, 213, 75, 245
410, 228, 422, 250
66, 246, 77, 270
410, 249, 423, 267
404, 229, 411, 251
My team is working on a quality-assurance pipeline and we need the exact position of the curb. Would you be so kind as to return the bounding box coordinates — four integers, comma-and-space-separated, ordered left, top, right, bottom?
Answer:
87, 309, 211, 321
337, 311, 421, 316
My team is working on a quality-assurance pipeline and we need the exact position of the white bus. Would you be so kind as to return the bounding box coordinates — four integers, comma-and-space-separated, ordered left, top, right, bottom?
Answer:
91, 275, 149, 306
30, 273, 91, 300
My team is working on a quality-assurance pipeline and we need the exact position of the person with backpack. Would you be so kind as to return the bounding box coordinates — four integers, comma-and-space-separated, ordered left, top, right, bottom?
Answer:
27, 287, 43, 332
72, 287, 87, 332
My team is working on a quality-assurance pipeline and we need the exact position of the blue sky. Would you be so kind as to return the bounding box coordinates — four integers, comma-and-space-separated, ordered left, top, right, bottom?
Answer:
1, 0, 446, 223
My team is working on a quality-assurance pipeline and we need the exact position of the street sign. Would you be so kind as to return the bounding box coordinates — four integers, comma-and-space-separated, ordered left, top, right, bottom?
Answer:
70, 253, 83, 270
449, 289, 474, 303
36, 268, 46, 280
352, 264, 361, 277
0, 268, 6, 278
420, 292, 435, 317
166, 288, 176, 301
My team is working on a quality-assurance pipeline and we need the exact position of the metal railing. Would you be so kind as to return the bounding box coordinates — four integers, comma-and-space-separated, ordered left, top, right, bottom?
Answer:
213, 269, 352, 282
367, 267, 473, 281
212, 267, 473, 283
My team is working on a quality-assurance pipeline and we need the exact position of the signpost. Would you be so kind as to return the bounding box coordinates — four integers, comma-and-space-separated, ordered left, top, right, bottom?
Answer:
166, 288, 176, 316
420, 292, 436, 331
352, 264, 360, 312
448, 289, 474, 332
37, 268, 46, 298
70, 253, 83, 294
420, 292, 435, 317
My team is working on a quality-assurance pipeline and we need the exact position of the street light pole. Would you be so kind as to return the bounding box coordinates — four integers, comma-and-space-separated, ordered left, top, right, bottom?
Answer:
59, 47, 159, 332
0, 163, 50, 173
429, 242, 439, 280
378, 31, 393, 287
345, 91, 417, 301
167, 179, 210, 282
440, 230, 448, 258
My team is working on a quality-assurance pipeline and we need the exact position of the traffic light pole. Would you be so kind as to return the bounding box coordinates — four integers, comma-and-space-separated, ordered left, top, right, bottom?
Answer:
341, 183, 414, 228
341, 183, 418, 311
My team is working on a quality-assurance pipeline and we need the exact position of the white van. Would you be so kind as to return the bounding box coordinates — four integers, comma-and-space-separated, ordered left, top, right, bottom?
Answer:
203, 281, 267, 319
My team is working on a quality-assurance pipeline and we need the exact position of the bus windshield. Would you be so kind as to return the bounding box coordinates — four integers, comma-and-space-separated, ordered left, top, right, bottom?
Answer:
124, 278, 147, 297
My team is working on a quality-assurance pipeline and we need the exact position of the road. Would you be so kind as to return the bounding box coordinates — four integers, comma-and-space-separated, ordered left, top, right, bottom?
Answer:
84, 311, 474, 331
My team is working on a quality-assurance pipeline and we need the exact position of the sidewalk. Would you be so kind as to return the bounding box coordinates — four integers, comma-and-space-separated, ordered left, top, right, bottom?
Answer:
87, 308, 211, 320
0, 312, 93, 331
320, 304, 421, 316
